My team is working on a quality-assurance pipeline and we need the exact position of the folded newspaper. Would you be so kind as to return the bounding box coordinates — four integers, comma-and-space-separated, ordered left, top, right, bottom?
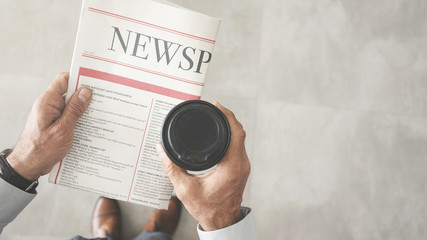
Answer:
48, 0, 220, 209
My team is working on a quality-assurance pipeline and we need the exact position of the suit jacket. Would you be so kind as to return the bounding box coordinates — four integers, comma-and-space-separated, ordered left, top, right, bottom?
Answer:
0, 179, 35, 234
0, 179, 258, 239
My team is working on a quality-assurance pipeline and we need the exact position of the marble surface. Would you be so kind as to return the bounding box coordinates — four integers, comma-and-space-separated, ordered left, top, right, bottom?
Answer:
1, 0, 427, 239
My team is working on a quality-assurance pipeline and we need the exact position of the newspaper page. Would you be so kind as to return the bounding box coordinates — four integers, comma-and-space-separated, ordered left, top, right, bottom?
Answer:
48, 0, 220, 209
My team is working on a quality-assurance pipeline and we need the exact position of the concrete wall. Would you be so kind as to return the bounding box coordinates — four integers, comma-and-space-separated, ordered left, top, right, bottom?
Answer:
1, 0, 426, 239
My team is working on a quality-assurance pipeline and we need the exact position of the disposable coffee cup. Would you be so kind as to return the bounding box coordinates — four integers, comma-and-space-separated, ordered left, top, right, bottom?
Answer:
161, 100, 231, 174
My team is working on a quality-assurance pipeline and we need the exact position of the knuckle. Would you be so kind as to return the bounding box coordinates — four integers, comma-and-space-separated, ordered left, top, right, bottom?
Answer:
242, 162, 251, 179
67, 102, 84, 118
31, 101, 41, 113
225, 168, 241, 184
240, 128, 247, 139
235, 128, 246, 140
228, 110, 236, 120
162, 161, 173, 175
32, 96, 48, 115
227, 161, 250, 185
221, 107, 234, 119
56, 72, 67, 79
246, 161, 251, 175
34, 96, 43, 105
35, 95, 47, 108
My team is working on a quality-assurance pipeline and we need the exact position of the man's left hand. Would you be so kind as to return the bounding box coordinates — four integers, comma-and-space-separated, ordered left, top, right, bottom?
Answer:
6, 73, 92, 181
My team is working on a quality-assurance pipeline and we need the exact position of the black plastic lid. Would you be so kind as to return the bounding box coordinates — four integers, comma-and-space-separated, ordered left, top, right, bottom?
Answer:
161, 100, 231, 171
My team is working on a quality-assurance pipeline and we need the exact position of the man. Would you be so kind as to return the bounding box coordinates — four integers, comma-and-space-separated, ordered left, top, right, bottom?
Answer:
0, 73, 258, 239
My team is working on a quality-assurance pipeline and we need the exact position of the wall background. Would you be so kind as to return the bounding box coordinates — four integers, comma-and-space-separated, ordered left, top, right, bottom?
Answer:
1, 0, 426, 239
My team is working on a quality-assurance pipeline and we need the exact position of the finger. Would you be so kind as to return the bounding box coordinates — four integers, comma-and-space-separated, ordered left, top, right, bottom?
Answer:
213, 101, 246, 143
47, 72, 69, 96
37, 73, 70, 114
213, 101, 244, 131
156, 142, 192, 186
56, 87, 92, 128
212, 102, 247, 164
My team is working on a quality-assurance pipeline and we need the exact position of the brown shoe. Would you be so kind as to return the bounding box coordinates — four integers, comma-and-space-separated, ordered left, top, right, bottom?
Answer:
143, 196, 182, 235
92, 197, 122, 240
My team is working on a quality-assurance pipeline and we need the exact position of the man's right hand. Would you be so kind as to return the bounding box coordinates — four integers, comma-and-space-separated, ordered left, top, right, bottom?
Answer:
157, 102, 251, 231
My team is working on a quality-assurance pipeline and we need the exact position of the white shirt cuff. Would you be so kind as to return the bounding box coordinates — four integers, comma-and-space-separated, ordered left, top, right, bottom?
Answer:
197, 207, 258, 240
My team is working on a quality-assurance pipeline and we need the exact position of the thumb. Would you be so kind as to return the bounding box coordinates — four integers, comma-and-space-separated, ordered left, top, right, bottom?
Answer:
59, 87, 92, 127
156, 142, 191, 185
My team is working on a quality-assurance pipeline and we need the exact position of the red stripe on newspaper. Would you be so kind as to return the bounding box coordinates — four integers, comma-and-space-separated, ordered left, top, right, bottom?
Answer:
54, 161, 62, 184
82, 53, 204, 86
128, 98, 154, 202
75, 72, 82, 91
79, 67, 201, 101
88, 7, 216, 44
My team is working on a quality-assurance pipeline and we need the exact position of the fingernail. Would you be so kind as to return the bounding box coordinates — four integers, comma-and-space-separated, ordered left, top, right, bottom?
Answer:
78, 88, 92, 102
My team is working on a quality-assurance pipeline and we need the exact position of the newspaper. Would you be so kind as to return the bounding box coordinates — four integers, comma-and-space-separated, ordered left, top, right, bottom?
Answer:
48, 0, 220, 209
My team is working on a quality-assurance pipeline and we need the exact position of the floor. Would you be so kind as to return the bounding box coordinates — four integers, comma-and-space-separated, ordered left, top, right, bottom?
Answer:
1, 0, 427, 239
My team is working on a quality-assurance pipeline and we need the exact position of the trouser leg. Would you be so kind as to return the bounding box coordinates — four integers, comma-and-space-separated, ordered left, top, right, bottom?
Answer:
69, 236, 113, 240
132, 231, 173, 240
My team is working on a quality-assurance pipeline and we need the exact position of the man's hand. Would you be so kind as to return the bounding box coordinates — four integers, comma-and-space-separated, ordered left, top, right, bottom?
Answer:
6, 73, 92, 181
157, 102, 251, 231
